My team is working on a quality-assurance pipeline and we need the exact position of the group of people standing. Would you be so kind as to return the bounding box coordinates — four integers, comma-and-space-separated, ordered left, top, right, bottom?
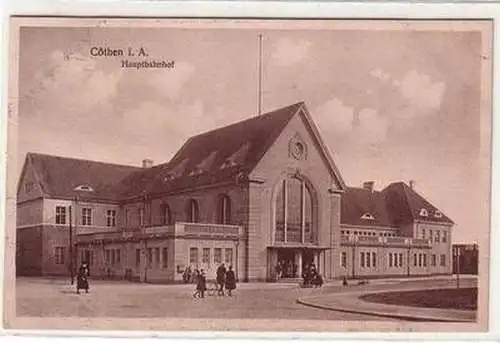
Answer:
192, 263, 236, 298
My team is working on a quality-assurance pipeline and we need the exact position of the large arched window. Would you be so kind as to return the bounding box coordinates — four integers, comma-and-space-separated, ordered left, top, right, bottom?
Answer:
161, 203, 173, 225
216, 194, 231, 224
275, 176, 314, 243
187, 199, 199, 223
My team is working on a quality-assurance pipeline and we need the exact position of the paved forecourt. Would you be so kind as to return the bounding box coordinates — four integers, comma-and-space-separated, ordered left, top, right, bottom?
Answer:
16, 277, 381, 320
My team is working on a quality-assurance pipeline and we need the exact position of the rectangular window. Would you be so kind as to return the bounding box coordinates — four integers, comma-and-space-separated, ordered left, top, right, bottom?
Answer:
442, 231, 447, 243
54, 247, 65, 265
82, 207, 92, 226
106, 210, 116, 227
435, 231, 440, 243
135, 249, 141, 268
432, 254, 437, 266
440, 254, 446, 266
147, 248, 153, 268
372, 252, 376, 268
225, 248, 233, 265
399, 253, 403, 267
413, 253, 417, 267
24, 182, 33, 194
203, 248, 210, 265
162, 248, 168, 268
55, 206, 66, 224
105, 249, 111, 264
389, 252, 393, 267
341, 252, 347, 268
418, 253, 422, 267
366, 252, 371, 268
214, 248, 222, 264
360, 252, 365, 267
116, 249, 121, 264
421, 228, 426, 239
423, 254, 427, 267
139, 208, 145, 227
190, 247, 198, 265
111, 249, 116, 265
154, 248, 160, 266
429, 230, 433, 242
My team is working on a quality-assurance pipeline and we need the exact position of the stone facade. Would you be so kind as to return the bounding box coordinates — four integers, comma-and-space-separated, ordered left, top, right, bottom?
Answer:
15, 103, 454, 282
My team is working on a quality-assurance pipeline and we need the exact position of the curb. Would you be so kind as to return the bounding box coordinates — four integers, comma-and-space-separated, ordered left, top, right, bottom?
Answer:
296, 291, 476, 323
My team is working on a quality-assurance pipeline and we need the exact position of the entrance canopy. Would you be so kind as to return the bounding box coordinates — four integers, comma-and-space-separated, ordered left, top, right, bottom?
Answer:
267, 244, 331, 250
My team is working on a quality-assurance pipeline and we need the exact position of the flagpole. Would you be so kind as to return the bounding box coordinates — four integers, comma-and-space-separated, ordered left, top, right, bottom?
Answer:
258, 34, 263, 115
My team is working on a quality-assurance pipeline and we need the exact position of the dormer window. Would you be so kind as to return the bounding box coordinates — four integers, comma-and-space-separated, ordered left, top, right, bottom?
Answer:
164, 158, 189, 181
434, 210, 443, 218
75, 184, 94, 192
221, 142, 251, 169
419, 208, 428, 217
361, 213, 375, 220
190, 151, 217, 176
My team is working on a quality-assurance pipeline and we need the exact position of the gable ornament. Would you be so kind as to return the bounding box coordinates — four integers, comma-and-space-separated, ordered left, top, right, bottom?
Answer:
289, 133, 307, 160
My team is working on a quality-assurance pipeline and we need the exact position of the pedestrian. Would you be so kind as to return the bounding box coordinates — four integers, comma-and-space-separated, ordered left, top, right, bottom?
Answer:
76, 262, 90, 294
342, 276, 349, 287
216, 263, 226, 296
195, 269, 207, 298
225, 265, 236, 296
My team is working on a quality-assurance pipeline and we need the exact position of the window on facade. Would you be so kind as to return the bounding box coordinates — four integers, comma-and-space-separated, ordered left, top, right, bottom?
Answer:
187, 199, 200, 223
54, 247, 65, 265
225, 248, 233, 265
214, 248, 222, 264
389, 253, 393, 267
399, 253, 403, 267
360, 252, 365, 267
135, 249, 141, 268
434, 210, 443, 218
341, 252, 347, 268
55, 206, 66, 224
106, 210, 116, 227
82, 208, 92, 226
418, 253, 423, 267
421, 228, 426, 239
112, 250, 117, 265
190, 247, 199, 265
162, 248, 168, 268
139, 208, 145, 227
217, 194, 231, 225
155, 248, 160, 266
413, 253, 417, 267
442, 231, 447, 243
275, 177, 314, 244
423, 254, 427, 267
146, 248, 153, 268
372, 252, 376, 267
419, 208, 428, 217
24, 182, 34, 194
81, 250, 92, 265
366, 252, 371, 267
202, 248, 210, 266
435, 231, 440, 243
161, 203, 172, 225
429, 229, 433, 242
440, 254, 446, 266
116, 249, 121, 264
432, 254, 437, 266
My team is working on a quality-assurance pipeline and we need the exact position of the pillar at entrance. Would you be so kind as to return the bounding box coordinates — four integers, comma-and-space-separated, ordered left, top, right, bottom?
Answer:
295, 250, 303, 278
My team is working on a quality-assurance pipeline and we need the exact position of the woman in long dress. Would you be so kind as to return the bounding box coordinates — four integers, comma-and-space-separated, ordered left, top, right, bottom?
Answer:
76, 262, 90, 294
224, 265, 236, 296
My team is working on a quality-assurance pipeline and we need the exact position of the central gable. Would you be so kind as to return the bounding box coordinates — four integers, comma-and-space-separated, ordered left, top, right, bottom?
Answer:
250, 104, 346, 191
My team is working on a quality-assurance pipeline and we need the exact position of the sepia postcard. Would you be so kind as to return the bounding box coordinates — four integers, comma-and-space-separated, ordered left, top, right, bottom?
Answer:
3, 16, 493, 333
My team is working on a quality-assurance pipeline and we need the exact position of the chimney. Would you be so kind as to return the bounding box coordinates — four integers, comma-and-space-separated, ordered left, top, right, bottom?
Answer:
142, 159, 153, 168
363, 181, 374, 192
409, 180, 415, 190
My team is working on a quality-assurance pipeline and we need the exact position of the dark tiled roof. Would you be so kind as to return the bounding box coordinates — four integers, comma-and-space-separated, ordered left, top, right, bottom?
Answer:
24, 153, 141, 201
383, 182, 454, 225
341, 182, 454, 227
116, 102, 303, 197
340, 187, 393, 228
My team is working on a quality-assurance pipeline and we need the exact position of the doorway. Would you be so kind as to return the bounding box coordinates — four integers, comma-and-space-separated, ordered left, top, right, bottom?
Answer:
276, 249, 298, 278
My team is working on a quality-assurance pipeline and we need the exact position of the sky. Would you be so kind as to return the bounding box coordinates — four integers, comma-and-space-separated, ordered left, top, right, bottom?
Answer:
16, 23, 490, 244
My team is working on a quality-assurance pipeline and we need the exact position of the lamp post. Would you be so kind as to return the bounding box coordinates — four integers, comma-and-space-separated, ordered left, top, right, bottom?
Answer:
455, 246, 461, 289
69, 205, 74, 285
349, 234, 358, 279
405, 238, 411, 277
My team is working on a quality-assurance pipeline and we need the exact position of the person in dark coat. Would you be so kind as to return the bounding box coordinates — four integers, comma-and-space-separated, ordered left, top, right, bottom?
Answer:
225, 265, 236, 296
216, 263, 226, 296
342, 276, 349, 287
195, 269, 207, 298
76, 262, 90, 294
